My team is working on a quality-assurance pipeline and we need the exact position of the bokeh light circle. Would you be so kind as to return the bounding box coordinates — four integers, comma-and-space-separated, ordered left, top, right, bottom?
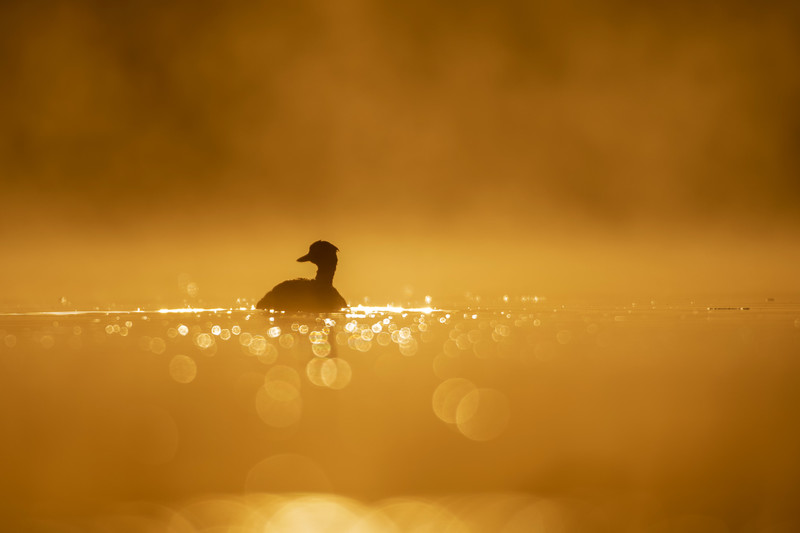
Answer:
432, 378, 476, 424
321, 358, 352, 390
169, 354, 197, 384
456, 388, 510, 441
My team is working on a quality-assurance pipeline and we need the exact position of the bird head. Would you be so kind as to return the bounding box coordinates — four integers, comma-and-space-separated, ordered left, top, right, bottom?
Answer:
297, 240, 340, 266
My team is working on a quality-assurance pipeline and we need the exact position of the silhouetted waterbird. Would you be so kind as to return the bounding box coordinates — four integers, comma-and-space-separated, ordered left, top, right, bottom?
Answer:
256, 241, 347, 312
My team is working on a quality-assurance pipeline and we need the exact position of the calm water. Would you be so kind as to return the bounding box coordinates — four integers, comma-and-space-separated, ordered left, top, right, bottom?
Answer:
1, 299, 799, 532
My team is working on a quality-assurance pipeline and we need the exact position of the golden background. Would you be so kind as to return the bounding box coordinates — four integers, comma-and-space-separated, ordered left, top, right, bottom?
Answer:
1, 0, 799, 308
2, 2, 800, 531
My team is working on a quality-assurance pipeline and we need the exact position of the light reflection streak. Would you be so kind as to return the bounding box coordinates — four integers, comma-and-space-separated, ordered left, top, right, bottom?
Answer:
347, 304, 439, 316
3, 299, 786, 319
0, 304, 447, 318
0, 307, 235, 317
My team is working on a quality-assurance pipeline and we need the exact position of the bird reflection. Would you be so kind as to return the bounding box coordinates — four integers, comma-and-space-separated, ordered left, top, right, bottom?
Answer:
257, 241, 347, 313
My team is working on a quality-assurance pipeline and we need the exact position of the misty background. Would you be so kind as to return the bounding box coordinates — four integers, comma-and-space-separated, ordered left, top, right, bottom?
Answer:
1, 0, 799, 308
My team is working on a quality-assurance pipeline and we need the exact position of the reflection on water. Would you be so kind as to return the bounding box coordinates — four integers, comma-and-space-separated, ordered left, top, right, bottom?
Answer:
1, 299, 800, 531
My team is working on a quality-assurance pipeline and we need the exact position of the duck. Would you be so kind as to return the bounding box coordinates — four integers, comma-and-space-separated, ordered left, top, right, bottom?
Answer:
256, 241, 347, 313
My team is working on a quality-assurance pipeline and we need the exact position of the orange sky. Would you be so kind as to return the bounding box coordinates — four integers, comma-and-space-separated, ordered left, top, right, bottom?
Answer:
1, 0, 799, 307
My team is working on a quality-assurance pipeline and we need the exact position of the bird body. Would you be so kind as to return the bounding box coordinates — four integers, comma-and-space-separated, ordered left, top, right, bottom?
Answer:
256, 241, 347, 312
259, 278, 346, 312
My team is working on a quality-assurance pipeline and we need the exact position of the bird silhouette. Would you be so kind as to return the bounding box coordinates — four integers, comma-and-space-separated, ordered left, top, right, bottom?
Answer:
256, 241, 347, 313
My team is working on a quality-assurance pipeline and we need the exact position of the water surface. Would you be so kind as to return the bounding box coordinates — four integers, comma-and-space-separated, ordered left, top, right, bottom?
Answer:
2, 299, 799, 531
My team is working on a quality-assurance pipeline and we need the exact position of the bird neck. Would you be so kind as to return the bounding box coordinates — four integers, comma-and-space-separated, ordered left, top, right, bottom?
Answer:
315, 262, 337, 285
